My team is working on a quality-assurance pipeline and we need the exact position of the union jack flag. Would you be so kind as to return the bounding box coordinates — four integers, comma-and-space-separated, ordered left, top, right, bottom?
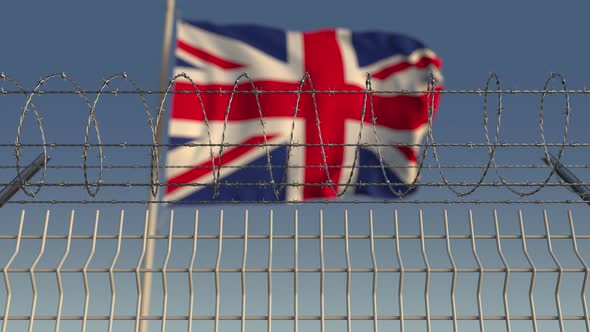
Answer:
165, 20, 442, 202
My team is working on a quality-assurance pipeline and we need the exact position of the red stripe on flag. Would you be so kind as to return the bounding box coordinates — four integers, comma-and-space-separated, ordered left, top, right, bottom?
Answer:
166, 134, 278, 195
395, 146, 418, 163
171, 81, 439, 130
372, 56, 442, 80
301, 29, 351, 199
171, 81, 301, 120
177, 40, 246, 69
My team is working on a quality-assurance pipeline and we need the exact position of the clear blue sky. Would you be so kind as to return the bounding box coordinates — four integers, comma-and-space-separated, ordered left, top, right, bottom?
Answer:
1, 1, 590, 331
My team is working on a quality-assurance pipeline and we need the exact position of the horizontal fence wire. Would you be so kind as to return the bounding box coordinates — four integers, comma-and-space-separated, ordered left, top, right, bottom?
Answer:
1, 72, 589, 203
0, 208, 588, 332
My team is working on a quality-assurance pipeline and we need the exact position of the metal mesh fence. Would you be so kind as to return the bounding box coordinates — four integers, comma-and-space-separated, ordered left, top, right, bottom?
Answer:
1, 72, 590, 331
0, 208, 589, 332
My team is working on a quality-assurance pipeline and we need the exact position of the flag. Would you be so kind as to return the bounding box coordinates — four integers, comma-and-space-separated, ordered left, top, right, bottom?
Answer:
165, 20, 442, 202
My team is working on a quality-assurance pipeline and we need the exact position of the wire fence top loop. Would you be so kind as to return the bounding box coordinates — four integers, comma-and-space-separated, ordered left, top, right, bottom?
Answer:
0, 72, 588, 204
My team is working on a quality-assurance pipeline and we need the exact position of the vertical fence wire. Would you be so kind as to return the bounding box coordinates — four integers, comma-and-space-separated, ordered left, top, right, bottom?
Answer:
161, 211, 174, 332
293, 209, 299, 332
369, 210, 378, 332
344, 209, 352, 332
519, 210, 538, 332
28, 210, 49, 332
569, 210, 590, 331
319, 210, 325, 332
135, 211, 149, 332
108, 212, 124, 332
82, 211, 99, 332
188, 210, 199, 332
1, 211, 24, 332
444, 210, 458, 332
241, 211, 248, 332
419, 210, 431, 332
544, 210, 564, 332
268, 210, 273, 332
54, 210, 74, 332
394, 209, 405, 332
469, 210, 485, 332
214, 211, 223, 332
494, 210, 511, 332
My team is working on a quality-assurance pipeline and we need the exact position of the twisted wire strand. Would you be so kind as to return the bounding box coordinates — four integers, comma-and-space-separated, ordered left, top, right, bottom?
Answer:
3, 89, 590, 95
216, 73, 260, 198
161, 73, 217, 196
5, 181, 590, 188
7, 72, 164, 198
429, 73, 500, 196
23, 73, 102, 196
2, 142, 588, 147
304, 73, 370, 197
370, 74, 419, 197
1, 72, 587, 202
92, 73, 155, 196
2, 163, 590, 169
494, 73, 571, 196
2, 74, 48, 197
3, 199, 590, 204
276, 74, 303, 197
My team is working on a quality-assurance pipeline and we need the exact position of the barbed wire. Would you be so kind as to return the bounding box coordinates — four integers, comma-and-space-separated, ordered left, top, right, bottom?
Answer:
1, 71, 587, 203
4, 200, 590, 205
2, 163, 590, 169
3, 143, 590, 147
3, 89, 590, 95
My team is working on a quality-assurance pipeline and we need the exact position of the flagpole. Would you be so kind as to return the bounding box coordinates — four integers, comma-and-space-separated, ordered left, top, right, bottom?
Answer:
140, 0, 176, 331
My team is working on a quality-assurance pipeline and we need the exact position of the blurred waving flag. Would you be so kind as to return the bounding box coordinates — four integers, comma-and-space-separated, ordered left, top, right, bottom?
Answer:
165, 20, 442, 202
